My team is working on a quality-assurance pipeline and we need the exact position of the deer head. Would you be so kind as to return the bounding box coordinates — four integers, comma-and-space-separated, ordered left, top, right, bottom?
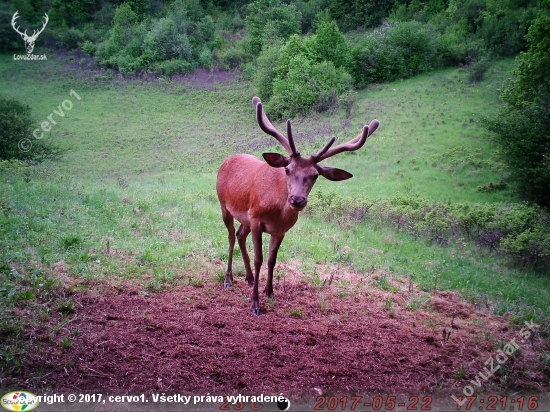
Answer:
253, 96, 379, 211
12, 11, 49, 54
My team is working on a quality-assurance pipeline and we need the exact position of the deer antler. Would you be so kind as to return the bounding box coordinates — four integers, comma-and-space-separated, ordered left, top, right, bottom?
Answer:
313, 119, 380, 162
11, 11, 27, 38
30, 13, 49, 40
11, 11, 48, 40
253, 97, 298, 156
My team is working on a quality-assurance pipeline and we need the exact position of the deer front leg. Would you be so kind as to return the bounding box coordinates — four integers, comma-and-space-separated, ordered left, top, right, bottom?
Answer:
265, 234, 284, 299
221, 210, 235, 288
251, 224, 263, 316
236, 224, 253, 286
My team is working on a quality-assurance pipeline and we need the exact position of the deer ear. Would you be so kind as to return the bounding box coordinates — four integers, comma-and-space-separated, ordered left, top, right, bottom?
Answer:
316, 165, 353, 181
263, 153, 290, 168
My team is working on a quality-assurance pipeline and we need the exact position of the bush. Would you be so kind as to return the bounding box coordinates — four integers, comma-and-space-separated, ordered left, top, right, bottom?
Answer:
150, 59, 195, 75
384, 21, 440, 78
253, 42, 282, 100
350, 22, 440, 87
307, 189, 550, 267
338, 89, 358, 118
468, 56, 492, 83
142, 18, 193, 62
268, 56, 352, 118
268, 55, 317, 118
305, 20, 350, 69
216, 40, 253, 69
81, 40, 97, 55
94, 4, 145, 69
197, 15, 216, 43
246, 0, 302, 54
198, 45, 213, 68
0, 96, 35, 160
54, 27, 85, 50
437, 31, 486, 66
0, 96, 57, 161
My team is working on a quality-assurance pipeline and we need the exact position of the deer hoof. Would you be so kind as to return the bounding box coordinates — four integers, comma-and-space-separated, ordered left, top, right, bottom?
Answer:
251, 307, 261, 316
224, 282, 232, 289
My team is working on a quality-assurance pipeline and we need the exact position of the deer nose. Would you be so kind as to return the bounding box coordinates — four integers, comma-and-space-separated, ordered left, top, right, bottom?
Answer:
289, 196, 307, 209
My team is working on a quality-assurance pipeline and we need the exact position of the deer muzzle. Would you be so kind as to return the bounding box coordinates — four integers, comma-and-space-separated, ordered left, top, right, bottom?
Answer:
289, 195, 307, 210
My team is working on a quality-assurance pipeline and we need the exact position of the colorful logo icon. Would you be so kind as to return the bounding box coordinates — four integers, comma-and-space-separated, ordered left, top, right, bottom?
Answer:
1, 392, 39, 411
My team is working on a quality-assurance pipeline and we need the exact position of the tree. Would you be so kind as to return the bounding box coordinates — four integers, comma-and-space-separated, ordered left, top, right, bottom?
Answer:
484, 0, 550, 206
305, 21, 350, 69
246, 0, 302, 54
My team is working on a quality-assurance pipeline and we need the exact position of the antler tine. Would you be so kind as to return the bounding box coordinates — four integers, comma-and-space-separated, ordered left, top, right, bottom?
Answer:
36, 13, 48, 34
312, 136, 336, 161
11, 11, 27, 37
253, 97, 292, 155
28, 13, 48, 40
286, 119, 299, 156
316, 119, 379, 162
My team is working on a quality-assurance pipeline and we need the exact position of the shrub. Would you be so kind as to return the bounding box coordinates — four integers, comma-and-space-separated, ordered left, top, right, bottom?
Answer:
437, 31, 486, 66
338, 89, 358, 118
307, 189, 550, 267
246, 0, 302, 54
253, 42, 282, 100
142, 18, 193, 63
0, 95, 58, 161
268, 55, 317, 118
198, 45, 213, 68
468, 56, 492, 83
305, 20, 350, 69
273, 34, 307, 80
151, 59, 195, 76
197, 15, 216, 43
0, 96, 34, 160
268, 57, 352, 118
94, 4, 145, 69
350, 35, 406, 87
384, 21, 440, 77
81, 40, 97, 55
350, 21, 441, 87
54, 27, 85, 50
216, 40, 252, 69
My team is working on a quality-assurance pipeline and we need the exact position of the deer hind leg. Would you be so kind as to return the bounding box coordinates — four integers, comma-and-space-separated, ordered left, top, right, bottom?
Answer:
236, 224, 253, 286
250, 224, 263, 316
221, 209, 235, 289
265, 234, 284, 299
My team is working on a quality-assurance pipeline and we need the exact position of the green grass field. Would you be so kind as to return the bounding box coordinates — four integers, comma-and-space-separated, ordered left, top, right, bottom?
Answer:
1, 51, 549, 354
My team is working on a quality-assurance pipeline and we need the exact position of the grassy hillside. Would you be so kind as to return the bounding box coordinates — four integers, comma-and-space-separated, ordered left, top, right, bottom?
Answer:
1, 52, 549, 343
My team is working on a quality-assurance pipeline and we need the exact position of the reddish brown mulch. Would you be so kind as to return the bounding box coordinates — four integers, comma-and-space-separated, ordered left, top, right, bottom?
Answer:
4, 266, 549, 406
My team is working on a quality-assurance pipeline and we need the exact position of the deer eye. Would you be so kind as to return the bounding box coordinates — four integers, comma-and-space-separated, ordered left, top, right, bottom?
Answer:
285, 167, 290, 175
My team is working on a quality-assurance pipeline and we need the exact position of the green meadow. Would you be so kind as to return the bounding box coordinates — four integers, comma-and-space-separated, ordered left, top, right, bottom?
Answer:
1, 52, 549, 355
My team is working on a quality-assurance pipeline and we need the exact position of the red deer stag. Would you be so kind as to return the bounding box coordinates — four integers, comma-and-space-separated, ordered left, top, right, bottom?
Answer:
216, 97, 379, 315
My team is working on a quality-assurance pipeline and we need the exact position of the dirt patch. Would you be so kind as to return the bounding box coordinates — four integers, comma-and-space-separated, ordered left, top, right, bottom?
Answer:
3, 265, 549, 403
63, 51, 239, 90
